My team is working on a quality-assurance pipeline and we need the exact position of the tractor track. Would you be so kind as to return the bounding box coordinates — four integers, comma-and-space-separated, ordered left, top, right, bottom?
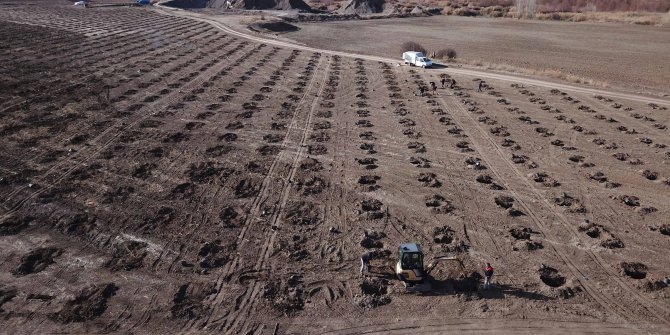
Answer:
197, 54, 327, 333
0, 38, 256, 220
229, 55, 330, 335
435, 86, 669, 329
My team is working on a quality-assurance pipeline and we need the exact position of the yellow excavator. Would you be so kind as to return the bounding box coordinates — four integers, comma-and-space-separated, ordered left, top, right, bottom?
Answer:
395, 243, 465, 292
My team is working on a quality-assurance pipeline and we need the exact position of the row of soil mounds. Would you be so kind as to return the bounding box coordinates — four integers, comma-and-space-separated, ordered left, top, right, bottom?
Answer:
165, 0, 311, 11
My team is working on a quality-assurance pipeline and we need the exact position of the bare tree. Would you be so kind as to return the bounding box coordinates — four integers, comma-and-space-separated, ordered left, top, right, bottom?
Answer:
516, 0, 536, 18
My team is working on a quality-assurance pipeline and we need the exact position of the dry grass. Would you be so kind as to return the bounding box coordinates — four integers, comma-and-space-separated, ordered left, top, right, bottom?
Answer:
534, 11, 667, 25
458, 58, 609, 87
400, 41, 427, 54
435, 48, 457, 60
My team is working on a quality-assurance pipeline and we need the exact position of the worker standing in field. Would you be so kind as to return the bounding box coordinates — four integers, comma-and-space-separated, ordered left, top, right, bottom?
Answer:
477, 80, 484, 92
360, 252, 371, 276
441, 78, 446, 88
483, 263, 494, 289
450, 78, 456, 89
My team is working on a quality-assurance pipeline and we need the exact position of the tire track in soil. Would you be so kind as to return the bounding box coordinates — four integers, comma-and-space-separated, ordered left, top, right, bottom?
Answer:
439, 94, 632, 321
578, 94, 669, 140
0, 34, 239, 198
581, 189, 665, 259
367, 67, 441, 246
196, 54, 327, 332
402, 71, 515, 285
434, 82, 669, 329
156, 45, 293, 275
316, 317, 646, 335
0, 37, 256, 220
228, 55, 330, 335
155, 45, 287, 274
0, 15, 206, 114
1, 39, 253, 294
0, 32, 233, 199
1, 32, 252, 323
508, 87, 670, 293
313, 56, 350, 262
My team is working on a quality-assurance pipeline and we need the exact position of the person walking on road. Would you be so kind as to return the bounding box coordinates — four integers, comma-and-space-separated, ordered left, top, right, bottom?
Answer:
430, 81, 437, 94
360, 252, 371, 276
477, 80, 484, 92
450, 78, 456, 89
441, 78, 446, 88
483, 263, 494, 289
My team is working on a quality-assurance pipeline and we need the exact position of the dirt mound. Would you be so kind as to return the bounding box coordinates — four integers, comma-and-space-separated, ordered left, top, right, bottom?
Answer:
433, 226, 454, 244
105, 241, 147, 271
538, 265, 565, 287
198, 240, 231, 270
360, 230, 385, 248
296, 176, 327, 195
356, 294, 391, 309
578, 220, 601, 238
171, 283, 217, 320
0, 286, 17, 313
263, 276, 304, 315
54, 283, 118, 323
360, 278, 388, 295
13, 247, 62, 276
356, 278, 390, 309
337, 0, 396, 15
509, 227, 532, 240
452, 271, 482, 292
284, 201, 321, 225
620, 262, 647, 279
494, 196, 514, 209
250, 21, 299, 34
601, 237, 625, 249
0, 216, 34, 235
300, 158, 322, 171
360, 199, 385, 219
418, 172, 442, 187
424, 194, 454, 214
643, 277, 669, 292
358, 175, 380, 190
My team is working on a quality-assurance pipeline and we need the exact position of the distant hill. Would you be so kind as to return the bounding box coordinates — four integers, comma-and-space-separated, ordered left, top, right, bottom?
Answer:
337, 0, 397, 15
448, 0, 670, 13
165, 0, 312, 11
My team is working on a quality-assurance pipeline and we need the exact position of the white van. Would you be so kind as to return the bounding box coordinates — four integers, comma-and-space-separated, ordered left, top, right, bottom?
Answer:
402, 51, 433, 68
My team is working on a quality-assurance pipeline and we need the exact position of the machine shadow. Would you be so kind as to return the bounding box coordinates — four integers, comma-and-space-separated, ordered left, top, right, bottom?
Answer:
419, 278, 554, 301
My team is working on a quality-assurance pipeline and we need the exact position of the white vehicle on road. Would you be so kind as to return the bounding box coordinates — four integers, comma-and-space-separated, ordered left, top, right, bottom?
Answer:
402, 51, 433, 68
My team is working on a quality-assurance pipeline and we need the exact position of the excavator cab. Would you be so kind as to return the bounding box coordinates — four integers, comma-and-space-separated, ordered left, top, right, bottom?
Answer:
395, 243, 427, 283
395, 243, 465, 292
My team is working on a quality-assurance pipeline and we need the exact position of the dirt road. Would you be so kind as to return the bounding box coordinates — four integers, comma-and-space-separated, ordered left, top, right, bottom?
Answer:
1, 3, 669, 334
155, 4, 670, 108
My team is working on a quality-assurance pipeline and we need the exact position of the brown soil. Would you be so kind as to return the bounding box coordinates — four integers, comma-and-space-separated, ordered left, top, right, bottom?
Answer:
284, 15, 670, 94
0, 2, 669, 334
